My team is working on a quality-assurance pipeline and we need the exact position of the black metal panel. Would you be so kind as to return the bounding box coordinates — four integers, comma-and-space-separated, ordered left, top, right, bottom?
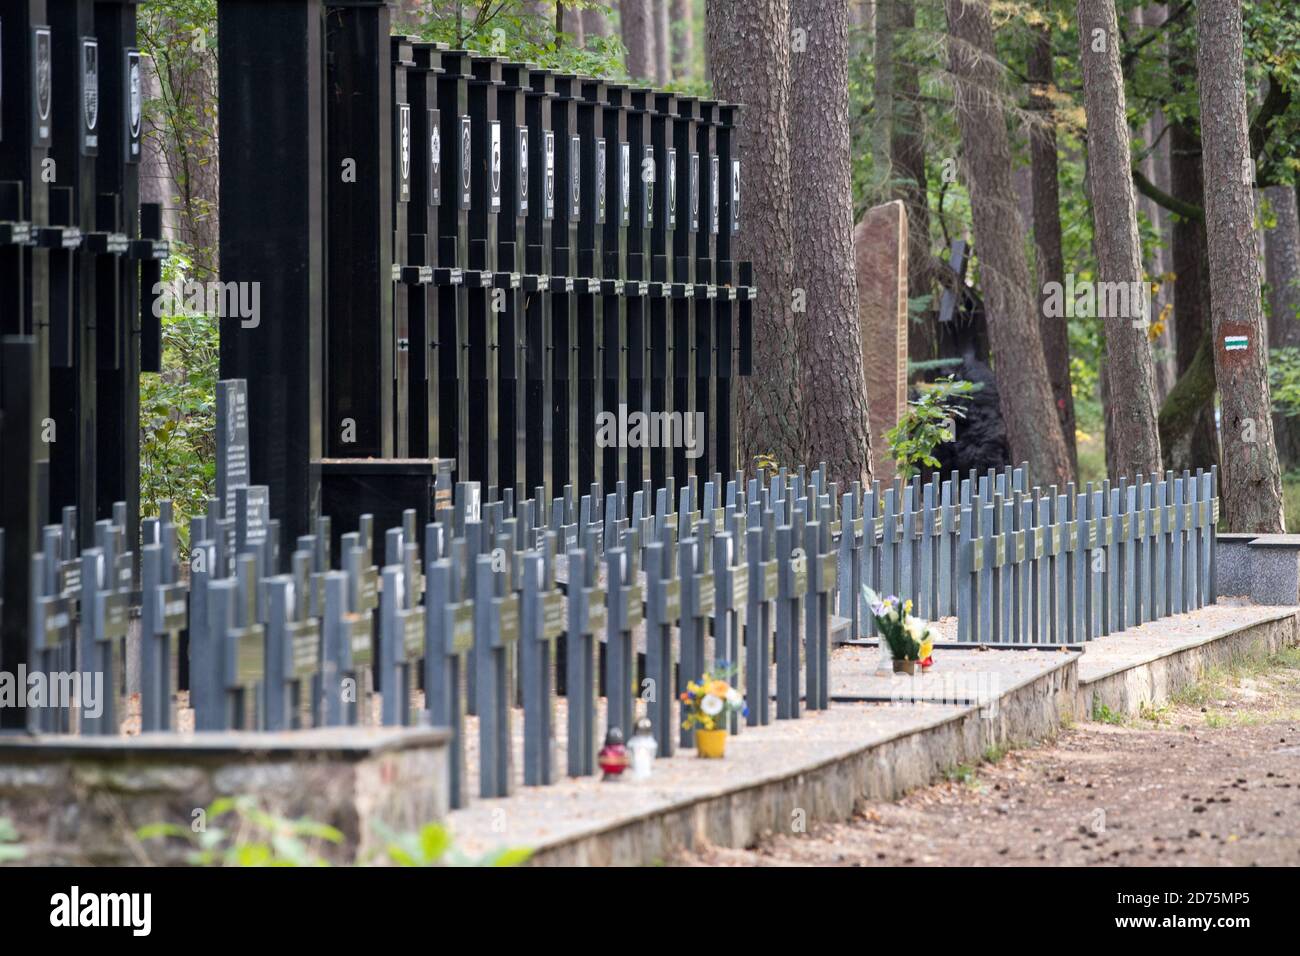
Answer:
324, 1, 393, 460
218, 0, 324, 550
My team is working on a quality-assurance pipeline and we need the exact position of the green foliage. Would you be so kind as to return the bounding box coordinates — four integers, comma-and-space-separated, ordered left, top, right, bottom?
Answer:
885, 376, 977, 479
1270, 347, 1300, 418
369, 820, 532, 868
1282, 471, 1300, 532
0, 817, 27, 863
1091, 699, 1123, 726
138, 250, 218, 550
138, 796, 530, 867
138, 1, 220, 278
138, 795, 343, 866
404, 1, 626, 79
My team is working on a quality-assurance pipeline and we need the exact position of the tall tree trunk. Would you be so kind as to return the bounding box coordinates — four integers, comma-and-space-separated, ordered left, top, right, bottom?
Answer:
1028, 22, 1078, 477
585, 5, 613, 38
140, 58, 181, 245
1142, 4, 1177, 404
946, 0, 1072, 486
671, 0, 694, 79
558, 3, 584, 45
871, 0, 894, 200
1159, 18, 1219, 472
1077, 0, 1163, 477
622, 0, 657, 80
708, 0, 805, 468
792, 0, 873, 486
858, 1, 876, 60
653, 0, 671, 84
1197, 0, 1284, 531
893, 0, 935, 366
1265, 184, 1300, 469
142, 16, 220, 280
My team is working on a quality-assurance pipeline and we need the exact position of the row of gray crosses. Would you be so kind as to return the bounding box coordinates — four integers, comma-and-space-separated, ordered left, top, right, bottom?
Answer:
27, 460, 1219, 807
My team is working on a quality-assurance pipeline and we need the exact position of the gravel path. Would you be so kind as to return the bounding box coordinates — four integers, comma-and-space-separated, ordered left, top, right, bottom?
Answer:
675, 646, 1300, 866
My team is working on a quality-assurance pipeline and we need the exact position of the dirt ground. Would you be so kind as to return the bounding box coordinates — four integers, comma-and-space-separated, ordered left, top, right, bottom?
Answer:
675, 647, 1300, 866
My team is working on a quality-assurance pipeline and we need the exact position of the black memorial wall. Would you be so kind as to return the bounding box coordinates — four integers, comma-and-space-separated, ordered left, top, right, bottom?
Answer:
0, 0, 756, 638
0, 0, 164, 729
217, 0, 756, 565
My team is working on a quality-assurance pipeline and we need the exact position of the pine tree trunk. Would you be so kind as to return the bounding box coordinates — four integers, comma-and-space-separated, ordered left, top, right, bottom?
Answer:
585, 5, 612, 38
622, 0, 657, 80
1077, 0, 1162, 478
1197, 0, 1284, 531
653, 0, 671, 84
671, 0, 694, 79
707, 0, 806, 468
1158, 15, 1219, 473
558, 3, 584, 45
945, 0, 1072, 487
1265, 183, 1300, 470
1028, 21, 1077, 477
893, 0, 935, 367
791, 0, 873, 486
871, 0, 894, 199
1141, 4, 1177, 404
859, 1, 876, 60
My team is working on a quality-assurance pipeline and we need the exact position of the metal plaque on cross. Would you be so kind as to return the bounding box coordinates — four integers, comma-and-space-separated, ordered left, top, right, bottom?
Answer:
643, 146, 654, 228
398, 103, 412, 203
620, 142, 631, 227
32, 26, 52, 148
517, 126, 529, 216
459, 115, 472, 209
428, 109, 441, 206
710, 156, 719, 235
489, 120, 502, 212
80, 38, 99, 156
689, 152, 699, 233
666, 148, 677, 227
731, 159, 740, 234
124, 49, 142, 163
596, 138, 606, 224
544, 131, 555, 220
569, 134, 581, 220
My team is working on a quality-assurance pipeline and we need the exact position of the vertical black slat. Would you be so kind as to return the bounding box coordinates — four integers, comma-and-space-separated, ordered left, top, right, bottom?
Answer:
218, 0, 323, 550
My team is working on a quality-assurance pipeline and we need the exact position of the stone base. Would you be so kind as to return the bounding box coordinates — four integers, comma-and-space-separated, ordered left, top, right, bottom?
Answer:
1213, 533, 1256, 597
1247, 535, 1300, 605
0, 727, 449, 865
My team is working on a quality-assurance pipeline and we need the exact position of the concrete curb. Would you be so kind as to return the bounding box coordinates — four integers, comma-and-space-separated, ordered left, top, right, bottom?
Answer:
1076, 608, 1300, 722
525, 609, 1297, 866
526, 657, 1077, 865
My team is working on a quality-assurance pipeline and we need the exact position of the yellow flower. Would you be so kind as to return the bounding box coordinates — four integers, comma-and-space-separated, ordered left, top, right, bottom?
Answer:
701, 715, 714, 730
904, 599, 913, 614
919, 639, 933, 660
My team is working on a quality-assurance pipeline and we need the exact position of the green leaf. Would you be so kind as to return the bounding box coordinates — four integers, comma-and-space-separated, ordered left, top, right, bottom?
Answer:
235, 843, 273, 867
136, 822, 190, 841
419, 823, 452, 863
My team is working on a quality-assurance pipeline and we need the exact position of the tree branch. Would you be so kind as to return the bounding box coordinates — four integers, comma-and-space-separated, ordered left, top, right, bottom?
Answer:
1132, 167, 1204, 221
1249, 78, 1291, 162
1121, 0, 1193, 74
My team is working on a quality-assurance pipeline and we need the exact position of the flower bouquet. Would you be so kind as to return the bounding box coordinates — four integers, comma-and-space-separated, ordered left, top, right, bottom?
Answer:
680, 667, 747, 758
863, 587, 935, 675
